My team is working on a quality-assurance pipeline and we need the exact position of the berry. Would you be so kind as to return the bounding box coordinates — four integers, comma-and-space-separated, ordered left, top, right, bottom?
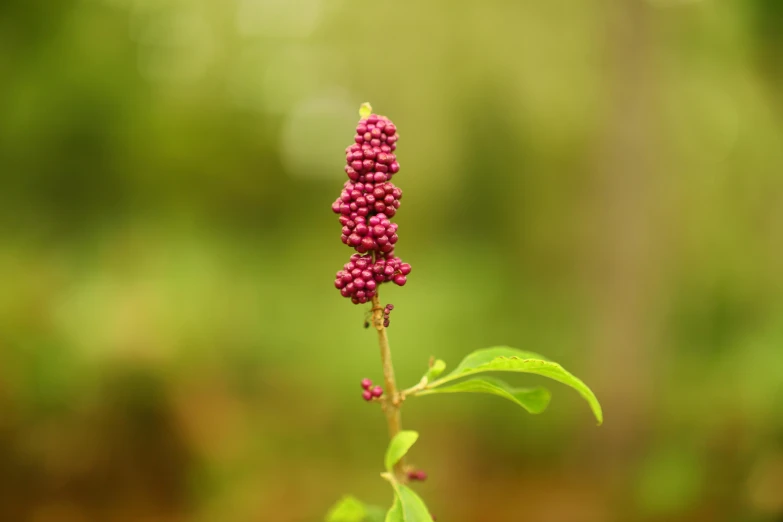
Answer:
382, 303, 395, 328
333, 107, 411, 304
407, 470, 427, 481
371, 385, 383, 398
361, 378, 372, 390
362, 390, 373, 401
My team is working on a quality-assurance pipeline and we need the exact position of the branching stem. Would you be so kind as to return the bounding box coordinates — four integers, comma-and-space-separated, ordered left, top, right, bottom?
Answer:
400, 377, 428, 398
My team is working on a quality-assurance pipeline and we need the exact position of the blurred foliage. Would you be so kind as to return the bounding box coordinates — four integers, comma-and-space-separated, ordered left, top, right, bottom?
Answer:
1, 0, 782, 521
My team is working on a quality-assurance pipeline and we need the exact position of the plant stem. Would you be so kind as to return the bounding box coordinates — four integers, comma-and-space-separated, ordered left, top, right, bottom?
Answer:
371, 291, 405, 478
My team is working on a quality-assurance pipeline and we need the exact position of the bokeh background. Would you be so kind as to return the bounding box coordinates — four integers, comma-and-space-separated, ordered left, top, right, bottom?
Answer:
2, 0, 783, 520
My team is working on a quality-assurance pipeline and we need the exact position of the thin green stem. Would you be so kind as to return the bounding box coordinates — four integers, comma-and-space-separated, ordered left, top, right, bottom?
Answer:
371, 291, 405, 480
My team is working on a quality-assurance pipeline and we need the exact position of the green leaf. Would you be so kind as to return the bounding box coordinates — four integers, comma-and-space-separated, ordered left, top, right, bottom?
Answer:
424, 359, 446, 382
448, 346, 550, 374
359, 102, 373, 119
365, 506, 386, 522
325, 496, 386, 522
384, 497, 403, 522
384, 431, 419, 472
325, 496, 366, 522
385, 485, 433, 522
393, 485, 434, 522
416, 376, 551, 414
431, 346, 603, 425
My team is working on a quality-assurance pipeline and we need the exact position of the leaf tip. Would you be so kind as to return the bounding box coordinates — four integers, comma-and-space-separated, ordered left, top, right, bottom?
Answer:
590, 398, 604, 425
359, 102, 372, 119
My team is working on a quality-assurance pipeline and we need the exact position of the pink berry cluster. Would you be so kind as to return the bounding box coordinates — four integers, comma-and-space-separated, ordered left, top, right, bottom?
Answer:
361, 378, 384, 402
334, 255, 411, 304
332, 108, 411, 304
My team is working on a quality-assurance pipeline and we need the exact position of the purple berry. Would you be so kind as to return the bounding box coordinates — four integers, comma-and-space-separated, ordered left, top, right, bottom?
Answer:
362, 390, 373, 401
371, 385, 383, 398
333, 109, 411, 303
361, 378, 372, 390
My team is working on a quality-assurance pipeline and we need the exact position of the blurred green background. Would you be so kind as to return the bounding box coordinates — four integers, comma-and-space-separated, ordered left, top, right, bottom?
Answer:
2, 0, 783, 520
